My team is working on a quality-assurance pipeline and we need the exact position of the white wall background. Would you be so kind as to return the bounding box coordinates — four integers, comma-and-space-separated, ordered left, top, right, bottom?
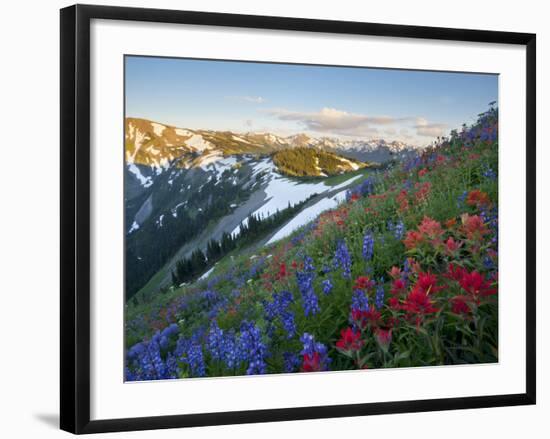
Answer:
0, 0, 546, 437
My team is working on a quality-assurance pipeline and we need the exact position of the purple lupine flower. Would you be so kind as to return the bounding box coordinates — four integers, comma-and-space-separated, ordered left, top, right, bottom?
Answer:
402, 155, 422, 173
185, 342, 206, 377
345, 177, 375, 201
164, 352, 180, 379
357, 178, 375, 196
322, 278, 333, 295
388, 219, 405, 240
483, 253, 496, 270
482, 164, 497, 180
362, 230, 375, 261
375, 278, 385, 310
263, 290, 296, 338
333, 240, 352, 280
300, 333, 331, 372
159, 323, 179, 349
239, 321, 267, 375
296, 270, 319, 317
350, 289, 370, 317
457, 190, 468, 209
349, 289, 372, 329
283, 352, 300, 373
125, 367, 137, 381
296, 256, 320, 317
303, 255, 315, 273
480, 206, 499, 247
206, 320, 225, 361
133, 333, 168, 380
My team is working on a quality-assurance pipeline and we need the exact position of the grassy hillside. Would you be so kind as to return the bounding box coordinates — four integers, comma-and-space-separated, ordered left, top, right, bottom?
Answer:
125, 106, 499, 380
273, 147, 366, 177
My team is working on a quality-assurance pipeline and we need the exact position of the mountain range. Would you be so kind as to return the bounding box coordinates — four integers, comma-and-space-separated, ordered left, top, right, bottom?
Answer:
125, 117, 420, 175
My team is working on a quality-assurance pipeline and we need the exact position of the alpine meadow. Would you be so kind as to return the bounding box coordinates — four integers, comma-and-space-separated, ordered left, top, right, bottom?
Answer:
124, 56, 499, 380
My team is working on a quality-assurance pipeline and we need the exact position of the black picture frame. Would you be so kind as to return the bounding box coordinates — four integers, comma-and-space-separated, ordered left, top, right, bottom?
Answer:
60, 4, 536, 434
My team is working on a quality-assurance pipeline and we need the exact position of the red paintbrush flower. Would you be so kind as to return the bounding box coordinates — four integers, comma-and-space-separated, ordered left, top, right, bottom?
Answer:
374, 327, 393, 352
414, 182, 432, 202
445, 263, 468, 282
450, 296, 471, 315
459, 271, 497, 302
388, 266, 402, 280
351, 308, 381, 329
302, 352, 322, 372
277, 263, 287, 279
445, 218, 457, 229
388, 297, 401, 310
335, 327, 364, 353
460, 214, 489, 240
408, 258, 422, 274
396, 189, 410, 212
403, 230, 424, 249
418, 216, 444, 240
402, 287, 439, 315
444, 236, 463, 256
390, 278, 407, 296
415, 271, 445, 294
466, 189, 490, 208
354, 276, 375, 291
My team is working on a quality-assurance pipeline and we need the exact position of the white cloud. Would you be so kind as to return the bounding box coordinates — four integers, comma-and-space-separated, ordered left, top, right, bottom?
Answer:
414, 117, 448, 137
265, 107, 402, 137
228, 95, 266, 104
262, 106, 448, 144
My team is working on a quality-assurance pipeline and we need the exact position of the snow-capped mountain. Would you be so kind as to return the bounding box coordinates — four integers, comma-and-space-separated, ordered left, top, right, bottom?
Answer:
328, 138, 420, 163
125, 118, 420, 179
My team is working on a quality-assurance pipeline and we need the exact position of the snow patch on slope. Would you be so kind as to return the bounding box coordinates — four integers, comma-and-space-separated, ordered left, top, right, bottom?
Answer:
231, 163, 363, 236
211, 156, 238, 179
151, 122, 166, 136
175, 128, 193, 137
267, 190, 348, 244
338, 157, 360, 170
197, 151, 223, 168
128, 128, 148, 164
128, 163, 153, 188
186, 134, 213, 152
128, 221, 140, 234
199, 266, 216, 280
232, 135, 250, 144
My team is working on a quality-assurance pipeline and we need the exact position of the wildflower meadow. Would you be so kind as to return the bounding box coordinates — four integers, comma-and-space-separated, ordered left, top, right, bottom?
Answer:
125, 106, 499, 380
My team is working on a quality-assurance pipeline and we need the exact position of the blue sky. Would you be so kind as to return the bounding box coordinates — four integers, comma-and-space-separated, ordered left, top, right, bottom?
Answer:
125, 56, 498, 145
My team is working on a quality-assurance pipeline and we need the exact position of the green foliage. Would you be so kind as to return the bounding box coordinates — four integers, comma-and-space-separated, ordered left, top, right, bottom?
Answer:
273, 147, 364, 176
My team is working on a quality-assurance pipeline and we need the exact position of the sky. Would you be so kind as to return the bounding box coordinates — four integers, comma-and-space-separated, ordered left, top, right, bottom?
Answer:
125, 56, 498, 146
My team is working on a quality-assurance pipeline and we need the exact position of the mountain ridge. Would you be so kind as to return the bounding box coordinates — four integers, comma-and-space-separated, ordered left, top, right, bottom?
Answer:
125, 117, 421, 176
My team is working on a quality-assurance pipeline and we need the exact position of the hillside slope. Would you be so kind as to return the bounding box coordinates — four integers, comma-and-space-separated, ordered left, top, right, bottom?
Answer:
125, 106, 499, 380
273, 147, 367, 176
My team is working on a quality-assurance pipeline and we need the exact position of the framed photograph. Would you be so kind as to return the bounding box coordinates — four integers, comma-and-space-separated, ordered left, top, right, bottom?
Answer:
60, 4, 536, 434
